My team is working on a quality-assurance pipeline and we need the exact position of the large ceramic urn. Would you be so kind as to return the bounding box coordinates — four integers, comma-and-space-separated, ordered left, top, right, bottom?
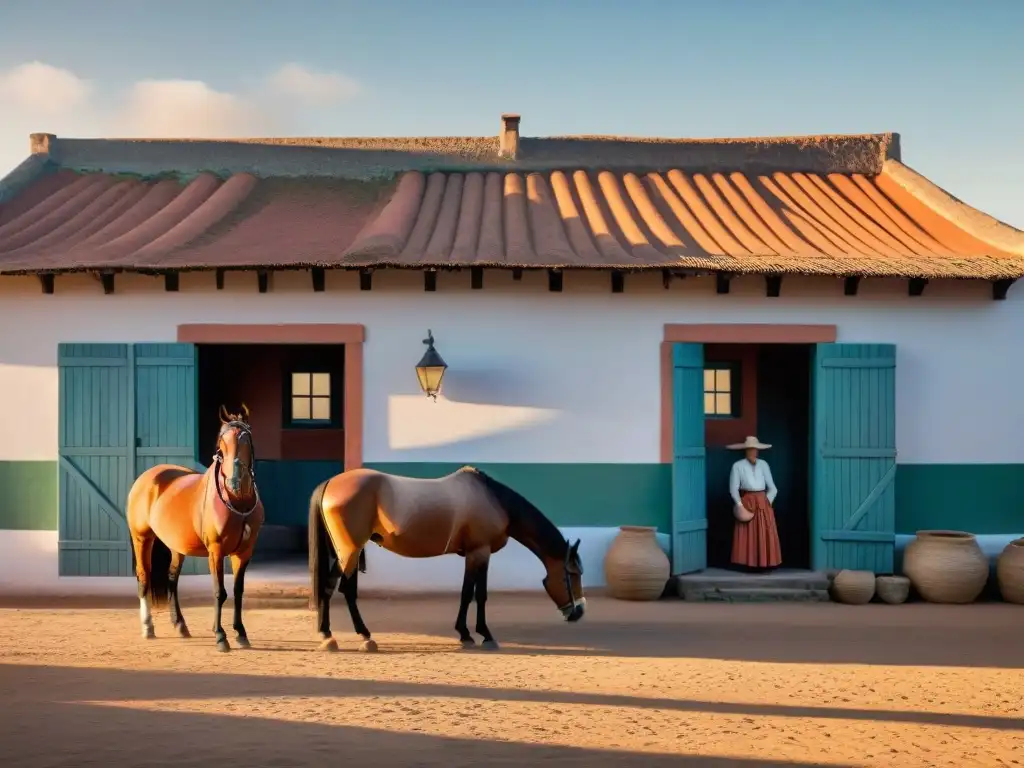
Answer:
903, 530, 988, 604
604, 526, 670, 601
996, 538, 1024, 604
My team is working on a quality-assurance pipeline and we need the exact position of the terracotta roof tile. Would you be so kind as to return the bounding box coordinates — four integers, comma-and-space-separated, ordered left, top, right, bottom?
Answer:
331, 169, 1024, 279
1, 134, 1022, 280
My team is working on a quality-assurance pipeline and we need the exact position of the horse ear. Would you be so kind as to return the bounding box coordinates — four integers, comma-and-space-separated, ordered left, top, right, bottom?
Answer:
570, 539, 580, 555
218, 404, 229, 424
240, 402, 250, 422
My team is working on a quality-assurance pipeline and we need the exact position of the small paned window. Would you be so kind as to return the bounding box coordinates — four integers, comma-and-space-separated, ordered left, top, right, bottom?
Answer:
290, 371, 332, 424
703, 365, 738, 417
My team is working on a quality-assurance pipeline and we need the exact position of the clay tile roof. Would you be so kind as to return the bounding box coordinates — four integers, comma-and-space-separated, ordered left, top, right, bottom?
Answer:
1, 130, 1023, 280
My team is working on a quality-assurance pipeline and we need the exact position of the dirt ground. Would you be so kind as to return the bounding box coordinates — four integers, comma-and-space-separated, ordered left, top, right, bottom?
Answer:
0, 595, 1021, 767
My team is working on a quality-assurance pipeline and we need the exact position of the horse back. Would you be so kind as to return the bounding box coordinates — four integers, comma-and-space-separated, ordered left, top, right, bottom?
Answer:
127, 464, 204, 546
374, 469, 510, 556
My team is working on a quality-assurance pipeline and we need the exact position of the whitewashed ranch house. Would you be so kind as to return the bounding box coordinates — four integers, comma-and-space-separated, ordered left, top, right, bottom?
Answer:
0, 114, 1022, 595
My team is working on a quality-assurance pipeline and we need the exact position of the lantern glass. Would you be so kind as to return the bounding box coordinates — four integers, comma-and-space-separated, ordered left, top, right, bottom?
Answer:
415, 330, 448, 399
416, 364, 447, 397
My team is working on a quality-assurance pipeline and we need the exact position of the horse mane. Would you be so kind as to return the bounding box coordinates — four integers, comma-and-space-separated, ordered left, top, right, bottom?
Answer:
465, 467, 567, 559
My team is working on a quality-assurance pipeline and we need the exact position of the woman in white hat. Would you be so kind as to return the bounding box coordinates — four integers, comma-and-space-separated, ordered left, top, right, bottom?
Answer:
727, 436, 782, 570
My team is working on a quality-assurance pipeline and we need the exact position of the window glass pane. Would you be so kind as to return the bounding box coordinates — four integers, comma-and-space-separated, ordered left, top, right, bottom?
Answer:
715, 393, 731, 415
703, 393, 716, 414
292, 373, 311, 396
312, 373, 331, 397
715, 368, 731, 392
703, 369, 716, 391
311, 396, 331, 421
292, 396, 311, 420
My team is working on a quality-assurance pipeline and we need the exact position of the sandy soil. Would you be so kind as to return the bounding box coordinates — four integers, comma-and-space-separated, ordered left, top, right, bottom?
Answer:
0, 595, 1021, 767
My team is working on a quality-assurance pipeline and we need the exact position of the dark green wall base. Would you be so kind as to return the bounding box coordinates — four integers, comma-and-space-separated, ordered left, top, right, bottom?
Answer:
0, 461, 56, 530
1, 459, 1022, 537
895, 464, 1024, 534
365, 462, 672, 530
255, 459, 343, 527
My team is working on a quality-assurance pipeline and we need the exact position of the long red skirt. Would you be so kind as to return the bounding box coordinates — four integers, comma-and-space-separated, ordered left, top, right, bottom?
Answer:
731, 490, 783, 569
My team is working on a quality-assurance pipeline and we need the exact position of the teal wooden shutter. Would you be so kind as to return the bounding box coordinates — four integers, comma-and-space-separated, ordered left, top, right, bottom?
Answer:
671, 342, 707, 574
58, 342, 199, 576
58, 344, 134, 576
133, 343, 206, 575
811, 343, 897, 572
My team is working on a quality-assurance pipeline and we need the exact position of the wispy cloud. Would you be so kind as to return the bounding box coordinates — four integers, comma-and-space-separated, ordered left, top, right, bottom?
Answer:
0, 61, 364, 174
266, 63, 362, 107
0, 62, 93, 116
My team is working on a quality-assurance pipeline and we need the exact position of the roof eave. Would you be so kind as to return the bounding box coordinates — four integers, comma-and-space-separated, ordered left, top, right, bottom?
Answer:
882, 159, 1024, 258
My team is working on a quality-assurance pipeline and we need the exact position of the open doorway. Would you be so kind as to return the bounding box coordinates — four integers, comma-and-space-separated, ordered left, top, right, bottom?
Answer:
197, 343, 345, 561
704, 343, 812, 570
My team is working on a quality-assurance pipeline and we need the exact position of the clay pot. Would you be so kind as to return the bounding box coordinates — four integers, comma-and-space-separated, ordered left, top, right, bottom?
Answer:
996, 538, 1024, 605
604, 526, 670, 601
831, 569, 875, 605
903, 530, 988, 604
875, 575, 910, 605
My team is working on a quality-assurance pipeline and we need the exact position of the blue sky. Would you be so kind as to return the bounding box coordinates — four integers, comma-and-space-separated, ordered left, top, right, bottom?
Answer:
1, 0, 1021, 226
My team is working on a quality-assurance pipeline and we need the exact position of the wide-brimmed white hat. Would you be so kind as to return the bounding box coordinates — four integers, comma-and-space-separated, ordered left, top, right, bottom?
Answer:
727, 436, 772, 451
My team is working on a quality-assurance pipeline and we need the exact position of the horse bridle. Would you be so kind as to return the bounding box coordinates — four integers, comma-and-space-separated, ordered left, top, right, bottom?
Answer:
552, 541, 584, 618
212, 420, 260, 518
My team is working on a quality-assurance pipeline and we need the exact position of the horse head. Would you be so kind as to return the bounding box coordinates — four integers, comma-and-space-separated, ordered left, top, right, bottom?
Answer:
542, 538, 586, 622
215, 403, 256, 502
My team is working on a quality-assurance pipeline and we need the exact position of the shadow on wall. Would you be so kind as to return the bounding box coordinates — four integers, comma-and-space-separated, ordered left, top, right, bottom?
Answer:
440, 367, 568, 410
385, 394, 563, 458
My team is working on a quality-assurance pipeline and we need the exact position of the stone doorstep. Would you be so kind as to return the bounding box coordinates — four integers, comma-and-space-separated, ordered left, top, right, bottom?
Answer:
673, 568, 832, 603
674, 570, 830, 592
677, 591, 832, 604
675, 576, 831, 594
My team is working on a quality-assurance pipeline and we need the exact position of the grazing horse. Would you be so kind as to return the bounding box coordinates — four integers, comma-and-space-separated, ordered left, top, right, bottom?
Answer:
309, 465, 585, 652
127, 405, 264, 652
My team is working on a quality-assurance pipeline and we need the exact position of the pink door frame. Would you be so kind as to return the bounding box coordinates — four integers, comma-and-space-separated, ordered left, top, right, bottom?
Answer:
177, 324, 365, 471
659, 323, 838, 463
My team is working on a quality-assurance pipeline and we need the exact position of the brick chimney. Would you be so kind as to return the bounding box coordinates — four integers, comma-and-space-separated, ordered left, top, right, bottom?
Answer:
499, 113, 520, 159
30, 133, 55, 156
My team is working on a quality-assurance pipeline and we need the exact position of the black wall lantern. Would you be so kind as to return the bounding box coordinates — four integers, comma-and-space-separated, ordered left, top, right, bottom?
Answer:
415, 329, 448, 401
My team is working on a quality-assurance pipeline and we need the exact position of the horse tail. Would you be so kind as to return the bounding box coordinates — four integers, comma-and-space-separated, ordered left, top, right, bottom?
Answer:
127, 535, 172, 609
308, 479, 331, 611
149, 540, 172, 609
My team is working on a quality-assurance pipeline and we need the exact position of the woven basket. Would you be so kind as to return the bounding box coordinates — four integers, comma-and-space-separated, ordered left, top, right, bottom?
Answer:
996, 538, 1024, 605
831, 570, 875, 605
875, 575, 910, 605
903, 530, 988, 604
604, 526, 670, 601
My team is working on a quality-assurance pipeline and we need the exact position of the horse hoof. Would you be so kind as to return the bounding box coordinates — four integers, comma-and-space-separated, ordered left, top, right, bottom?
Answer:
216, 640, 231, 653
359, 639, 378, 653
236, 636, 251, 649
142, 627, 156, 640
480, 640, 500, 651
319, 637, 339, 653
460, 639, 476, 649
175, 624, 191, 639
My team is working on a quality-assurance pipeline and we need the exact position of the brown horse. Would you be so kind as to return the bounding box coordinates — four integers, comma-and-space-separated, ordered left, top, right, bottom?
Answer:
309, 465, 585, 652
127, 405, 264, 652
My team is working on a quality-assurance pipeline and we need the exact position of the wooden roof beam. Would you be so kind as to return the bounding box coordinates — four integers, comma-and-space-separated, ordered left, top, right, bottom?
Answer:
993, 278, 1016, 301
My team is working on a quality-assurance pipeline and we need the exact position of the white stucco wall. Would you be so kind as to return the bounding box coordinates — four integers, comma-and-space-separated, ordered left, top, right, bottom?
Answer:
0, 268, 1021, 593
1, 268, 1022, 465
0, 526, 670, 595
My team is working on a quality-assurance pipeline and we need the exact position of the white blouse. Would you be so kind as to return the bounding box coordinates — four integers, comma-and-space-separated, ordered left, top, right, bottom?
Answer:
729, 458, 778, 505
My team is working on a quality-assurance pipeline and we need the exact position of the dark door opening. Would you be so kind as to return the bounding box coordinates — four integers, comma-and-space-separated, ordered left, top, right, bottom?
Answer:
197, 343, 345, 559
704, 343, 812, 570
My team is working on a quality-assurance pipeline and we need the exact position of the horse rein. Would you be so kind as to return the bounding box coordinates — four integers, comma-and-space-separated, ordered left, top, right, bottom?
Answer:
211, 420, 260, 519
555, 542, 583, 618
